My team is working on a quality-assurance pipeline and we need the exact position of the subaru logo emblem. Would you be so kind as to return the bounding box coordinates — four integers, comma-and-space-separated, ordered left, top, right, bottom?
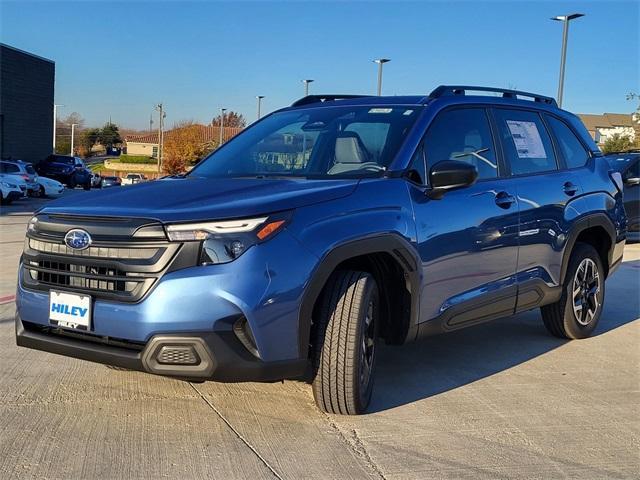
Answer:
64, 229, 92, 250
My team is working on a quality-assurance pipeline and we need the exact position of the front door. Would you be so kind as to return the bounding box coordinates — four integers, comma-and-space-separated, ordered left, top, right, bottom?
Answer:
409, 107, 519, 330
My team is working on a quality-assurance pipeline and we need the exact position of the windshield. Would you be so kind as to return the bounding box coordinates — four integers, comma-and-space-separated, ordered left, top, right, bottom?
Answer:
191, 105, 421, 179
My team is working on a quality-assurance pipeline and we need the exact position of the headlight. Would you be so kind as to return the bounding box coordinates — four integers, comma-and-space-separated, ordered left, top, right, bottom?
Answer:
27, 216, 38, 233
165, 212, 292, 264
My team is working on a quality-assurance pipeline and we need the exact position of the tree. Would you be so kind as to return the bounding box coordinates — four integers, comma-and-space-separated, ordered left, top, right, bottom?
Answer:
55, 112, 85, 155
79, 128, 100, 156
162, 122, 212, 175
98, 122, 122, 149
602, 133, 634, 154
211, 111, 246, 128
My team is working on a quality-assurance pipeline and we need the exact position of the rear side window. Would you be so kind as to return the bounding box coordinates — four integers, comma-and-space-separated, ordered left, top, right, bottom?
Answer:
423, 108, 498, 179
0, 163, 20, 173
493, 109, 557, 175
25, 165, 36, 174
545, 115, 589, 169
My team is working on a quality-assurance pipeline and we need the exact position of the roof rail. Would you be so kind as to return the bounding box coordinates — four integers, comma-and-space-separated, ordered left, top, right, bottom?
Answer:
291, 94, 371, 107
428, 85, 558, 106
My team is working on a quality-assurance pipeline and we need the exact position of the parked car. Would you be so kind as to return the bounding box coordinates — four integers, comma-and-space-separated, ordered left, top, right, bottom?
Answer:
36, 176, 65, 198
101, 176, 122, 188
122, 173, 147, 185
0, 172, 28, 198
0, 176, 23, 204
15, 86, 627, 415
0, 160, 39, 196
36, 155, 92, 190
605, 151, 639, 242
90, 172, 103, 188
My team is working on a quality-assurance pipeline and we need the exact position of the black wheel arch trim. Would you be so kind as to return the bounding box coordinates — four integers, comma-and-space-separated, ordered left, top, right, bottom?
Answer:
298, 233, 421, 359
560, 213, 617, 284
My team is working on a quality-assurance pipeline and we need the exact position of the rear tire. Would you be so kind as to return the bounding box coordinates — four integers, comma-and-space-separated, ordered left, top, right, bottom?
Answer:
311, 270, 379, 415
541, 243, 605, 339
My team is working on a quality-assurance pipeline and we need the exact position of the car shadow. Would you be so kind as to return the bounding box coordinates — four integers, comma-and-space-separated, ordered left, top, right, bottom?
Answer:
369, 264, 640, 413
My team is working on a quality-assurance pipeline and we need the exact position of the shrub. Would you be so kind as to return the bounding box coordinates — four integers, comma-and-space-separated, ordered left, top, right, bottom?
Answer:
602, 134, 634, 154
118, 154, 157, 164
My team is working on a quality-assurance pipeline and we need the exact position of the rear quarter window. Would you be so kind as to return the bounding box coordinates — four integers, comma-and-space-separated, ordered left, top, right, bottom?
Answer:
545, 115, 589, 169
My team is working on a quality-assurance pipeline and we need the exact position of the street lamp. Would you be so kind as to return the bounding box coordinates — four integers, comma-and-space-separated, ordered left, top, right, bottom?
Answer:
70, 123, 78, 156
219, 108, 227, 146
52, 104, 65, 152
373, 59, 390, 96
256, 96, 265, 120
551, 13, 584, 108
155, 103, 165, 174
302, 79, 314, 96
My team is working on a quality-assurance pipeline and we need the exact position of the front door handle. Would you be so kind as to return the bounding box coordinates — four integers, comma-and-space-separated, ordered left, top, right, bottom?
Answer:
495, 191, 516, 209
563, 182, 579, 196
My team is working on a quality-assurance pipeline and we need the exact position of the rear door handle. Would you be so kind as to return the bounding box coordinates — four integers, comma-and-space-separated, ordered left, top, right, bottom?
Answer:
495, 191, 516, 209
563, 182, 579, 196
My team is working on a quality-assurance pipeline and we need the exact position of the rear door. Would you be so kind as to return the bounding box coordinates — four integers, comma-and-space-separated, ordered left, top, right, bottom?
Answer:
409, 107, 520, 329
492, 108, 586, 312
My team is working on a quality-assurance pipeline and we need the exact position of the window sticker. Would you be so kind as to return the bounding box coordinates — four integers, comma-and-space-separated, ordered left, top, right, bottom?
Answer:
506, 120, 546, 158
368, 108, 393, 114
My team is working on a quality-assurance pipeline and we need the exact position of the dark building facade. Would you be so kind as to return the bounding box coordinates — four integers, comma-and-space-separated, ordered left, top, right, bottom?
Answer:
0, 44, 55, 164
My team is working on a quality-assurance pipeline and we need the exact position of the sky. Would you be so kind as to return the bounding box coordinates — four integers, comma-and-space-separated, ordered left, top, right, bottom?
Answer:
1, 0, 638, 130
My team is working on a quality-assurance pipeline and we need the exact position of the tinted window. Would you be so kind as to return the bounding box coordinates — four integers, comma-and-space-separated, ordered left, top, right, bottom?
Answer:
0, 163, 20, 173
25, 165, 36, 174
423, 109, 498, 179
50, 156, 74, 164
625, 160, 640, 180
407, 144, 426, 184
545, 116, 589, 169
494, 109, 557, 175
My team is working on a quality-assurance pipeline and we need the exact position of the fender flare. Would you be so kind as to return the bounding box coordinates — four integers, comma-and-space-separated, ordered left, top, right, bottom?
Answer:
559, 213, 617, 284
297, 233, 421, 359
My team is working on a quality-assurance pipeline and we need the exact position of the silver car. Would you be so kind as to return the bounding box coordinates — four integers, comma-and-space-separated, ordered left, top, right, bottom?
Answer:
0, 160, 39, 196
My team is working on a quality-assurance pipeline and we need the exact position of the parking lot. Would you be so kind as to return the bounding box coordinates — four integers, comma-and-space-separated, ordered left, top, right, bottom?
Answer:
0, 190, 638, 479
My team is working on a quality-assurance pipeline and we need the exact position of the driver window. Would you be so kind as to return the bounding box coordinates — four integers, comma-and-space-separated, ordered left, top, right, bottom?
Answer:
424, 109, 498, 179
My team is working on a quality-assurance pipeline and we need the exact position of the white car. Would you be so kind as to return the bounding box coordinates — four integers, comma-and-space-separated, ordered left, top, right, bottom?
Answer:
36, 176, 65, 198
0, 175, 24, 204
122, 173, 148, 185
0, 173, 27, 199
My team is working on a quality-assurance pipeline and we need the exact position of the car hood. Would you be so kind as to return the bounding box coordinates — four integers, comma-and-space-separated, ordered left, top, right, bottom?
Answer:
40, 176, 359, 222
39, 176, 63, 187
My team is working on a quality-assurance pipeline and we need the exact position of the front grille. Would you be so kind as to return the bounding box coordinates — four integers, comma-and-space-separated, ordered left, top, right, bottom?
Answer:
21, 215, 189, 302
26, 259, 138, 293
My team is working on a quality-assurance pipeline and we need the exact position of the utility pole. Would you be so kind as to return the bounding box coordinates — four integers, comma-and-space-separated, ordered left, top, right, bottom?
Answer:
149, 114, 154, 133
551, 13, 584, 108
155, 103, 165, 174
219, 108, 227, 146
373, 59, 390, 96
70, 123, 78, 156
302, 79, 314, 96
52, 104, 65, 152
256, 96, 265, 120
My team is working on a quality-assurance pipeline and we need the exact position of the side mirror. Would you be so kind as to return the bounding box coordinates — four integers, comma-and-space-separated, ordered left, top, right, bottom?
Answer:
428, 160, 478, 199
624, 176, 640, 186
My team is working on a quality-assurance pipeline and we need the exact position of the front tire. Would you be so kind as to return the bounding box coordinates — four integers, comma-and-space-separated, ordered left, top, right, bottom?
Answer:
311, 270, 379, 415
39, 185, 46, 198
541, 243, 605, 339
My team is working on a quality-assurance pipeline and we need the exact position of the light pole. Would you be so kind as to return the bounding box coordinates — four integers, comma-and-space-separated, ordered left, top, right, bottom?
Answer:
52, 104, 65, 152
551, 13, 584, 108
256, 96, 265, 120
302, 79, 314, 96
70, 123, 78, 156
373, 59, 390, 96
155, 103, 165, 174
219, 108, 227, 146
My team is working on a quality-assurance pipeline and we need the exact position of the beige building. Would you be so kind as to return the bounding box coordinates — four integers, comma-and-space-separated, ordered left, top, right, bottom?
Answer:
578, 113, 636, 146
124, 133, 159, 157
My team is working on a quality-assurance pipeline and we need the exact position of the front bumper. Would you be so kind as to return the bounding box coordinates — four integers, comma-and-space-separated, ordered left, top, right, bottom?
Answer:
15, 313, 308, 381
16, 228, 319, 381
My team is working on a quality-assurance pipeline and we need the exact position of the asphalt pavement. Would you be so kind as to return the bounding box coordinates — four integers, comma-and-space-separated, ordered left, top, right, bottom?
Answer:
0, 191, 638, 479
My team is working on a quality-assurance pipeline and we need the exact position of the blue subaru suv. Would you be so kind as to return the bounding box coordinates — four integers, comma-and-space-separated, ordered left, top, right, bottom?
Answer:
16, 86, 626, 414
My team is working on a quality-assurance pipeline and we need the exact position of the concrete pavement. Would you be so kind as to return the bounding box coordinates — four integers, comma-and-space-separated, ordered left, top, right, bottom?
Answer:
0, 194, 638, 479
